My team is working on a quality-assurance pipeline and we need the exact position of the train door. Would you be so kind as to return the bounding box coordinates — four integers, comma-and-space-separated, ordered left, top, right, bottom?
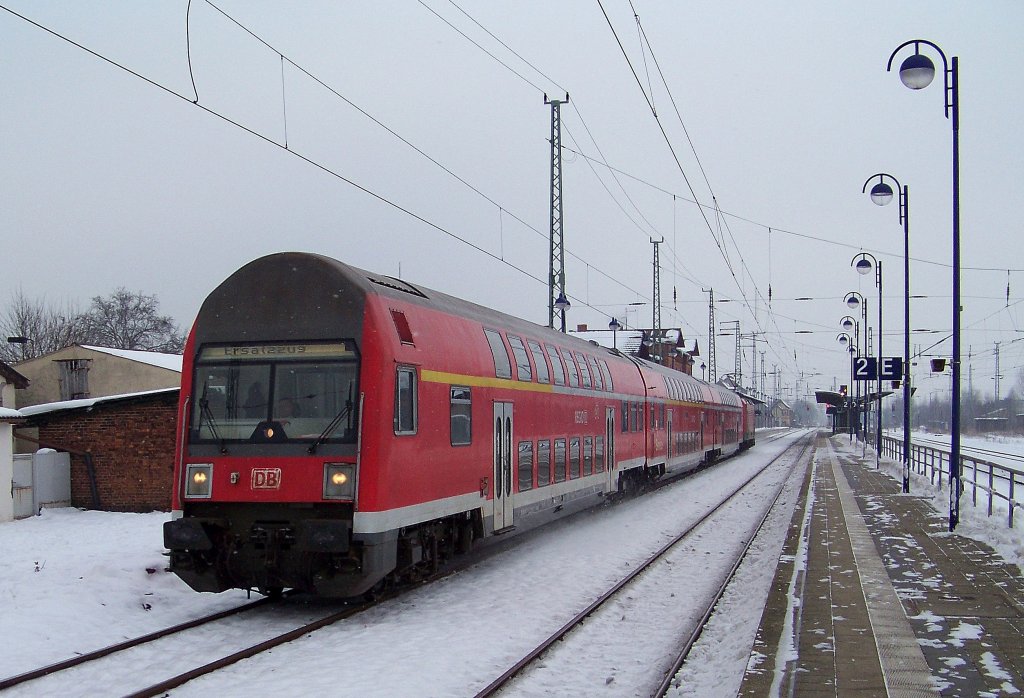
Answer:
492, 402, 514, 531
605, 407, 616, 491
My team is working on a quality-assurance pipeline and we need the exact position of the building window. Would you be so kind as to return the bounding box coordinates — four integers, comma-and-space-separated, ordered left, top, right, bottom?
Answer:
394, 366, 417, 434
484, 329, 512, 379
450, 386, 471, 445
58, 359, 91, 401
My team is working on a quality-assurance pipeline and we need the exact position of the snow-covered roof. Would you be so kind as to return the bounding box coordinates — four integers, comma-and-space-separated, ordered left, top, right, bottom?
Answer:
81, 346, 182, 372
18, 387, 179, 418
0, 406, 25, 421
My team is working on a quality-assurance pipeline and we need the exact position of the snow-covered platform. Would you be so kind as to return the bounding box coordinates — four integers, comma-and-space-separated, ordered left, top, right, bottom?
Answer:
740, 433, 1024, 696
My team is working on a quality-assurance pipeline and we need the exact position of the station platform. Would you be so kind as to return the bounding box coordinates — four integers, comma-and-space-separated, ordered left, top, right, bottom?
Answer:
739, 432, 1024, 696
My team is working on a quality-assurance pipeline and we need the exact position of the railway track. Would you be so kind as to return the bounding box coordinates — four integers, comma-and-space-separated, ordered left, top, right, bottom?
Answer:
0, 595, 279, 692
473, 430, 816, 697
912, 434, 1024, 466
0, 589, 385, 697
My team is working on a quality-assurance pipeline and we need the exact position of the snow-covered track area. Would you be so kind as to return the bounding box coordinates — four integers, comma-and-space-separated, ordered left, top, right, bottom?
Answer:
475, 431, 813, 697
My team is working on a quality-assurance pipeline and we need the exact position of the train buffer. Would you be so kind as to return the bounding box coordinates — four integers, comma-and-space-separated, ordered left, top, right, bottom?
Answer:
740, 434, 1024, 696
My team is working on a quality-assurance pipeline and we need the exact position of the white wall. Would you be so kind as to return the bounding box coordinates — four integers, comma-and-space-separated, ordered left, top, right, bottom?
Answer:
0, 423, 14, 523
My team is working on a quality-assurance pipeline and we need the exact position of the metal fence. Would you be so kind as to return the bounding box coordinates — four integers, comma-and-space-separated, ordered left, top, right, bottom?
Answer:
877, 434, 1021, 529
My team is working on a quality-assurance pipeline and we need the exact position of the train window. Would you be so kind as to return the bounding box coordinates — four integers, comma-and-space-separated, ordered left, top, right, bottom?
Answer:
450, 386, 472, 446
583, 437, 593, 476
484, 329, 512, 379
586, 356, 603, 391
621, 402, 629, 432
569, 437, 581, 479
527, 340, 550, 384
518, 441, 534, 492
631, 402, 640, 432
554, 438, 567, 483
595, 436, 605, 472
562, 349, 581, 387
544, 344, 566, 386
507, 335, 533, 381
537, 439, 551, 486
574, 352, 592, 389
598, 360, 614, 392
394, 366, 418, 435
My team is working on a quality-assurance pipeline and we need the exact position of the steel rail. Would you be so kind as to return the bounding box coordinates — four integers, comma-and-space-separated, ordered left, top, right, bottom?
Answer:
0, 594, 283, 690
473, 430, 814, 697
124, 597, 380, 698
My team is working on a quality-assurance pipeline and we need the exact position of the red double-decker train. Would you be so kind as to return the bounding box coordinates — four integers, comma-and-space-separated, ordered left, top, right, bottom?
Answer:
164, 252, 756, 597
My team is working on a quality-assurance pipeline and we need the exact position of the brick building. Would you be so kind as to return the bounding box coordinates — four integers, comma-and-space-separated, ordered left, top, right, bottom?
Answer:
21, 389, 178, 512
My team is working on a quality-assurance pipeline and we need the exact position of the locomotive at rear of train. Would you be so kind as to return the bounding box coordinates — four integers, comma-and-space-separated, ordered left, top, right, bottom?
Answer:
164, 252, 756, 597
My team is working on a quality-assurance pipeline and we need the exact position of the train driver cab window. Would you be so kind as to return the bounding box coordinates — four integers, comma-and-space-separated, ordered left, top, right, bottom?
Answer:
190, 341, 360, 447
450, 386, 472, 445
395, 366, 418, 435
507, 335, 533, 381
484, 329, 512, 379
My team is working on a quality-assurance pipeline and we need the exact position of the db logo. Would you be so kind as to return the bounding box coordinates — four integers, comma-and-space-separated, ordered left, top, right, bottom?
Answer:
251, 468, 282, 490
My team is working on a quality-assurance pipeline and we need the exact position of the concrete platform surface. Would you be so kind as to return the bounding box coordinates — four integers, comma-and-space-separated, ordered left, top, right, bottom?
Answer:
739, 432, 1024, 697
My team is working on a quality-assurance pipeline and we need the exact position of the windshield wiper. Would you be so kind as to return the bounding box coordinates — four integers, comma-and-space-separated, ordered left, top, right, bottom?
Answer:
198, 395, 228, 454
308, 401, 352, 454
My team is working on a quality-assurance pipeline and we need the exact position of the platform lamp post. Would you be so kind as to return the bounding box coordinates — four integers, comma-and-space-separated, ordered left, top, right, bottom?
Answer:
553, 293, 571, 333
887, 39, 960, 530
844, 291, 868, 441
608, 317, 621, 350
864, 173, 912, 493
853, 252, 882, 470
838, 332, 855, 439
839, 322, 858, 440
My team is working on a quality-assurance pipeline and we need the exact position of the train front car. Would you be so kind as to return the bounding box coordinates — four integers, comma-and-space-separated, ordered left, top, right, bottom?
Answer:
165, 253, 373, 597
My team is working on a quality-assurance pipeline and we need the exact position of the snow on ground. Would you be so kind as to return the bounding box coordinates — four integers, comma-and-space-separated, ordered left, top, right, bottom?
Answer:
0, 431, 803, 696
879, 430, 1024, 574
1, 428, 1020, 696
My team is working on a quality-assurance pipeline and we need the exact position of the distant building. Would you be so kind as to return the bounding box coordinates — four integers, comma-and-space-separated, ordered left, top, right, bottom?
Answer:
12, 344, 181, 408
771, 399, 793, 428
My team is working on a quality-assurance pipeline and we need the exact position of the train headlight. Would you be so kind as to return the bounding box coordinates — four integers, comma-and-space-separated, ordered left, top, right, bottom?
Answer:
185, 464, 213, 499
323, 463, 355, 500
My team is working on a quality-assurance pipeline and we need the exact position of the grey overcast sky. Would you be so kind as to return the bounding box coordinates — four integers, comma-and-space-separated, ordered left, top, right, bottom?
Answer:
2, 1, 1022, 402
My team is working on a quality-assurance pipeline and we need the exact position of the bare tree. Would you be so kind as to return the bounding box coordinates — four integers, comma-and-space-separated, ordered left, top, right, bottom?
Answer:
84, 288, 185, 353
0, 290, 89, 362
